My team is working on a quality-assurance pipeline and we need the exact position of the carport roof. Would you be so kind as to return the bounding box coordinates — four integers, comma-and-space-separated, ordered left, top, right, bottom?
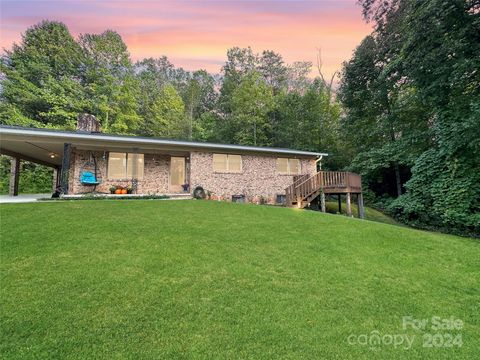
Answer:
0, 125, 327, 167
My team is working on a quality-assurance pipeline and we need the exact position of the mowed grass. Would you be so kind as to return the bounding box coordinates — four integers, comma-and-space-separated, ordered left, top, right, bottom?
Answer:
324, 200, 398, 225
1, 200, 479, 359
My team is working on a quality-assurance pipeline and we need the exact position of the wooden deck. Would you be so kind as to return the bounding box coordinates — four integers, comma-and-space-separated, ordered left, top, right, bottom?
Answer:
285, 171, 364, 218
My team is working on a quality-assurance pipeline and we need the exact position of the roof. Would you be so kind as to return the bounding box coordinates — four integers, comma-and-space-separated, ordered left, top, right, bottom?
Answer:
0, 125, 327, 162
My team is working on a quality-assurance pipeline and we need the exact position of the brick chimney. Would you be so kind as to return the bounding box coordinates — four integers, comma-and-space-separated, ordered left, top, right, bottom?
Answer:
77, 113, 101, 133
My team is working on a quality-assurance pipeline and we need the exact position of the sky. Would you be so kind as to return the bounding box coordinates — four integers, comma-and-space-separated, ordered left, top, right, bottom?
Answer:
0, 0, 371, 79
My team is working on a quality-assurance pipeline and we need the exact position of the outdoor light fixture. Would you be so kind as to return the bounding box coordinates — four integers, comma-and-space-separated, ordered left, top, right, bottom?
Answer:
49, 153, 56, 158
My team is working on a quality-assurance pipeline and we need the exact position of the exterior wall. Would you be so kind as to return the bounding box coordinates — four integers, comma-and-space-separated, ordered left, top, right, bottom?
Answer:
189, 151, 316, 204
68, 148, 317, 203
69, 149, 170, 194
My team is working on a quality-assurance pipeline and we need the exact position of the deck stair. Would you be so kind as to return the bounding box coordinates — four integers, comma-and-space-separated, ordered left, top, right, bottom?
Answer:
285, 171, 362, 211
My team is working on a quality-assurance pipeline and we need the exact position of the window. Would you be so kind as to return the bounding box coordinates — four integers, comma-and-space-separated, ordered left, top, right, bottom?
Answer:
213, 154, 242, 173
277, 158, 301, 175
126, 153, 144, 179
108, 152, 144, 179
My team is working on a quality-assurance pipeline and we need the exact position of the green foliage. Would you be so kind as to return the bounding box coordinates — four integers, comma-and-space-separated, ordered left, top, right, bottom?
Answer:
0, 156, 53, 194
146, 84, 187, 138
276, 80, 344, 168
229, 71, 275, 146
0, 20, 86, 128
345, 0, 480, 235
80, 30, 141, 133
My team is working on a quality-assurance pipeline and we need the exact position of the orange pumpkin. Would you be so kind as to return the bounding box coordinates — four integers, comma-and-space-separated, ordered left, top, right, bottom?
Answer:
121, 189, 127, 194
115, 189, 122, 194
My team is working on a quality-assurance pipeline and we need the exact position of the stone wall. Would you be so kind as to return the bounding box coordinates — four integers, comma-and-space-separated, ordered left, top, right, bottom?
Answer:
69, 149, 170, 194
189, 152, 316, 204
68, 149, 317, 202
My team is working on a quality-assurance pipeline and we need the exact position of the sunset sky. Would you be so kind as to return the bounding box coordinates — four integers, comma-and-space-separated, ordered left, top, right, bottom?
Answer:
0, 0, 371, 79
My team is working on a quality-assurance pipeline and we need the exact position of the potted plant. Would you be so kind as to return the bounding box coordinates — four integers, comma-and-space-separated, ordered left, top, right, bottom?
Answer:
181, 183, 190, 192
109, 186, 117, 194
126, 185, 133, 194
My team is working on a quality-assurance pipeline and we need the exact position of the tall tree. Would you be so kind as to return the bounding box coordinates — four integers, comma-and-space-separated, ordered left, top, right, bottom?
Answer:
139, 84, 186, 138
79, 30, 141, 133
180, 70, 217, 140
349, 0, 480, 234
0, 20, 86, 128
230, 71, 275, 146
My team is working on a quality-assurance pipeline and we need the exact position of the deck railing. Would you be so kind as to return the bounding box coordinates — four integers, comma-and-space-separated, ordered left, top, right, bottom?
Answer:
286, 171, 362, 206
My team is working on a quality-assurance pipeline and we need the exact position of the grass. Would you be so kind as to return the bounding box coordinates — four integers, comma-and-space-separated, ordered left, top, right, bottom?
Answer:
324, 200, 398, 225
1, 200, 479, 359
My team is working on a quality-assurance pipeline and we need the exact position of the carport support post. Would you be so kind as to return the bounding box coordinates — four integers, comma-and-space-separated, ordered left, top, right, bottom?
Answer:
346, 192, 352, 217
358, 193, 365, 219
9, 157, 20, 196
52, 168, 60, 192
60, 143, 72, 195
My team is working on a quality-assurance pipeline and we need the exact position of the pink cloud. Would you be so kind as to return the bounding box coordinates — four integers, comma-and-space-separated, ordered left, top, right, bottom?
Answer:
0, 0, 371, 78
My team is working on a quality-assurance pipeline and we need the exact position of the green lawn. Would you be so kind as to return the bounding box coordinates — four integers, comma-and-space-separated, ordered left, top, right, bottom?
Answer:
1, 200, 479, 359
324, 200, 398, 225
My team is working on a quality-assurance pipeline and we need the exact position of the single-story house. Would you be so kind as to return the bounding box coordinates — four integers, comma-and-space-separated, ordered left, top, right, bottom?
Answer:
0, 114, 364, 216
1, 115, 319, 202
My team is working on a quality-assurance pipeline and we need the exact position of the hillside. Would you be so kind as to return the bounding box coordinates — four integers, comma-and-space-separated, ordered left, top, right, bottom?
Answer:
1, 200, 479, 359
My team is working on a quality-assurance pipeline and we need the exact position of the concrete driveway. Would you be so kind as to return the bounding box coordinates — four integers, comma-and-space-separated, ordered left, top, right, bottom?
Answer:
0, 194, 51, 203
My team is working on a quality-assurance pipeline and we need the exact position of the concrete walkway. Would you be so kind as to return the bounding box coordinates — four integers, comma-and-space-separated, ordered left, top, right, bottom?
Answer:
0, 194, 51, 203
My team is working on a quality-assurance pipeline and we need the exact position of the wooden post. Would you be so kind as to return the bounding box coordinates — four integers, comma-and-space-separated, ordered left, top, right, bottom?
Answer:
358, 193, 365, 219
338, 194, 342, 213
60, 143, 71, 195
52, 168, 60, 192
9, 157, 20, 196
320, 192, 326, 213
346, 192, 352, 217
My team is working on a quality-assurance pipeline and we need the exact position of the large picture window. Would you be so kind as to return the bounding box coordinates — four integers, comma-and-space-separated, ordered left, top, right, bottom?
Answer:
107, 152, 144, 179
277, 158, 301, 175
213, 154, 242, 173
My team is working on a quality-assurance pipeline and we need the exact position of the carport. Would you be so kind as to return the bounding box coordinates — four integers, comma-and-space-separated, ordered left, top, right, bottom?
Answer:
0, 127, 63, 196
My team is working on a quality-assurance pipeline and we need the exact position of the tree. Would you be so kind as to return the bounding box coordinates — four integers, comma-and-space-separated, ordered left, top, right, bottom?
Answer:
285, 61, 312, 93
80, 30, 141, 133
140, 84, 186, 138
0, 20, 86, 128
276, 80, 343, 167
348, 0, 480, 234
258, 50, 288, 94
339, 28, 431, 198
230, 71, 275, 146
181, 70, 217, 140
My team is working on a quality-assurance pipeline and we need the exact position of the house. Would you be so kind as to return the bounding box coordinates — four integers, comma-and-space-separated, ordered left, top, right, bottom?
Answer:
0, 114, 364, 216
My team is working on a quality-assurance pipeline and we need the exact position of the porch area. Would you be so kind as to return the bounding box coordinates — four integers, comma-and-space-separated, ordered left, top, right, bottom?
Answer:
0, 139, 193, 197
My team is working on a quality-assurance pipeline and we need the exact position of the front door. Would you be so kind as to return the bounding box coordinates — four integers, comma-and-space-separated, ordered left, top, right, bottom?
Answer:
170, 157, 185, 193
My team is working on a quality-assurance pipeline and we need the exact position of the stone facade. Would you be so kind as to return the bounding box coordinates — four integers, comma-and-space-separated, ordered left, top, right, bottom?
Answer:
189, 152, 316, 204
69, 149, 171, 195
68, 148, 316, 203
